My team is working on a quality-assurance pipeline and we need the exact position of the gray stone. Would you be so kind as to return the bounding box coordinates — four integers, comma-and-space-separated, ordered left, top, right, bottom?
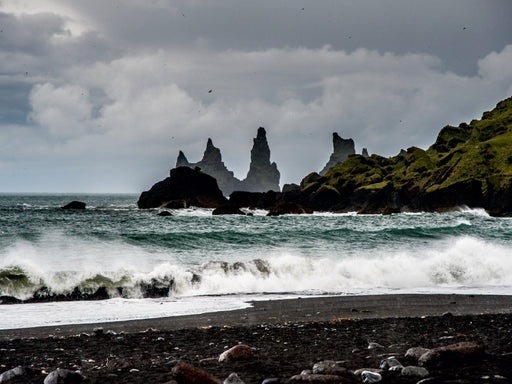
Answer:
312, 360, 348, 376
261, 379, 280, 384
379, 357, 403, 370
368, 342, 385, 350
405, 347, 431, 361
361, 371, 382, 383
0, 366, 27, 382
44, 369, 85, 384
224, 372, 245, 384
401, 366, 429, 379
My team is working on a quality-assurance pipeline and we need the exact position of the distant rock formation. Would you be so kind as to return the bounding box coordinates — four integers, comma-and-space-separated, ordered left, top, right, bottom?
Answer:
240, 127, 280, 192
61, 201, 86, 210
319, 132, 356, 175
176, 127, 280, 195
137, 166, 227, 209
362, 148, 369, 157
175, 139, 241, 196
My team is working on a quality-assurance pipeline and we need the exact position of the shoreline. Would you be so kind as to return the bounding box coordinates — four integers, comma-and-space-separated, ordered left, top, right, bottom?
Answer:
2, 293, 512, 340
2, 293, 512, 383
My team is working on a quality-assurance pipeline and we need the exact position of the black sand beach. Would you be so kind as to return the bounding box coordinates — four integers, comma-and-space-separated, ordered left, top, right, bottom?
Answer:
1, 294, 512, 383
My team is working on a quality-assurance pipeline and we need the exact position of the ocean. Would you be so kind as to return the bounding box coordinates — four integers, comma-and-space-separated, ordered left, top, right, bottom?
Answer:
1, 193, 512, 329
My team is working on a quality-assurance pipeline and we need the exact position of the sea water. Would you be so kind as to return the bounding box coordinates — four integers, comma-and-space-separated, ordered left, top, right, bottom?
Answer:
1, 193, 512, 329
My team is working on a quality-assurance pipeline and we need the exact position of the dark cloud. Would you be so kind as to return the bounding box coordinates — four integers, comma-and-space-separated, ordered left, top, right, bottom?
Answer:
0, 1, 511, 192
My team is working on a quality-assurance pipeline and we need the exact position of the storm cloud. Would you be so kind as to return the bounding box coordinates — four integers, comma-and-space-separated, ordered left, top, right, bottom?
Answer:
1, 0, 511, 192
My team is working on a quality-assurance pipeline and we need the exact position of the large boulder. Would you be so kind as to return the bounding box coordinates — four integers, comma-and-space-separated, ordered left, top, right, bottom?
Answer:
137, 167, 227, 209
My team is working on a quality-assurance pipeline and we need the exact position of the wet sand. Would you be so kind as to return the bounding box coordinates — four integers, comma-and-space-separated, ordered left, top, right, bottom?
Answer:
1, 294, 512, 383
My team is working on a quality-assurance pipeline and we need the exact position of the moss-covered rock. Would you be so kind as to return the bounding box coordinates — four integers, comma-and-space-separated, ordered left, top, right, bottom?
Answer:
295, 96, 512, 215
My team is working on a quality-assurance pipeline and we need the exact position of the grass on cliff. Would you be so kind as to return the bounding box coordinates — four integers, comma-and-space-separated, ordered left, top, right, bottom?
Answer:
310, 96, 512, 195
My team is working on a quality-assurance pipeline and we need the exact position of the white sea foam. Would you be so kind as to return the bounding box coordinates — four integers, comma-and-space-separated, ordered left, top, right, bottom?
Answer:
3, 235, 512, 300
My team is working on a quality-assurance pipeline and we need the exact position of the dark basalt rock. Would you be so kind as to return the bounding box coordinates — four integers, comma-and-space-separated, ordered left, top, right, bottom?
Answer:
157, 211, 173, 216
61, 201, 86, 210
240, 127, 281, 192
212, 204, 246, 215
229, 190, 281, 209
176, 140, 242, 196
320, 132, 356, 175
267, 202, 313, 216
137, 166, 227, 209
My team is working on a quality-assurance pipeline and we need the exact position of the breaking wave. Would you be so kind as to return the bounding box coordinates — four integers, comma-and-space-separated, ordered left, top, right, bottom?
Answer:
2, 236, 512, 303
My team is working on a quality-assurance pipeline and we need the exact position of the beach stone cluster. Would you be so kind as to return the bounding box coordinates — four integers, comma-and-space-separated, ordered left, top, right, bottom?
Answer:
0, 313, 510, 384
149, 340, 484, 384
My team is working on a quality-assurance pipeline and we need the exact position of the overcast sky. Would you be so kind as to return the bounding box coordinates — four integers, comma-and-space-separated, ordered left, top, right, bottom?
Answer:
1, 0, 512, 193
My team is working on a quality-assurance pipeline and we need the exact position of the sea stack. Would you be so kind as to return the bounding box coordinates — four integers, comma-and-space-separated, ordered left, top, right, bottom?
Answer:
319, 132, 356, 175
175, 139, 242, 196
240, 127, 280, 192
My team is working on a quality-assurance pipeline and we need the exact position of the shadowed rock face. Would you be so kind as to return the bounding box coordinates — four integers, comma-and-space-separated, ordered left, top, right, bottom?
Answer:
176, 128, 280, 195
137, 166, 227, 209
240, 127, 280, 192
320, 132, 356, 175
176, 139, 242, 196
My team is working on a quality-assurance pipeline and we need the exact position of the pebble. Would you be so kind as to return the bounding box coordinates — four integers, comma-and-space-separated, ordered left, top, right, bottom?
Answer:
379, 357, 403, 370
368, 342, 385, 350
0, 366, 27, 382
224, 372, 245, 384
289, 373, 350, 383
219, 345, 254, 362
401, 366, 429, 379
418, 341, 484, 367
361, 371, 382, 383
171, 362, 221, 384
43, 368, 85, 384
312, 360, 348, 376
261, 379, 280, 384
405, 347, 430, 361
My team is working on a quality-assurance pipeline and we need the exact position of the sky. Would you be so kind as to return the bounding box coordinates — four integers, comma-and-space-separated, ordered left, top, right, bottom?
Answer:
1, 0, 512, 193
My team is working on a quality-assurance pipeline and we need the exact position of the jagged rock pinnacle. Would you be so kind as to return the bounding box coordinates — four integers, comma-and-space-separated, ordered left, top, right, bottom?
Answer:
241, 127, 280, 192
176, 150, 190, 167
319, 132, 356, 175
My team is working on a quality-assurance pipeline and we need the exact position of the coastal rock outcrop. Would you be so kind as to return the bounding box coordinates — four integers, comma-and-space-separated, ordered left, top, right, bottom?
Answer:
61, 201, 86, 210
176, 139, 242, 196
137, 166, 227, 209
175, 127, 280, 195
240, 127, 280, 192
268, 96, 512, 216
319, 132, 356, 175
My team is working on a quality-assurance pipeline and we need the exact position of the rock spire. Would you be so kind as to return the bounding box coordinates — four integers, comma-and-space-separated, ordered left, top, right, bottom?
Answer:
240, 127, 280, 192
319, 132, 356, 175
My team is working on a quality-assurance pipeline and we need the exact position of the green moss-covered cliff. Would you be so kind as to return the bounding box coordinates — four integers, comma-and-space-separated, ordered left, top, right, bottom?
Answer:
291, 96, 512, 215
